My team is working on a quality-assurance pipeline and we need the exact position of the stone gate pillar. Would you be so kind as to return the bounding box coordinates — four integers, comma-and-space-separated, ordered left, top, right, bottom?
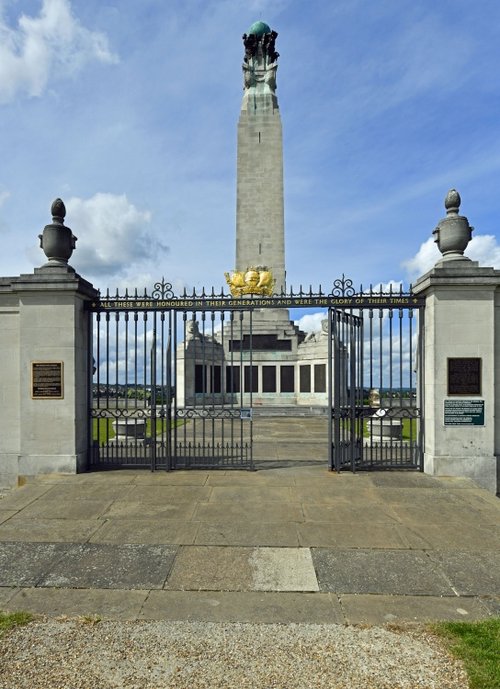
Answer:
413, 190, 500, 494
0, 200, 98, 487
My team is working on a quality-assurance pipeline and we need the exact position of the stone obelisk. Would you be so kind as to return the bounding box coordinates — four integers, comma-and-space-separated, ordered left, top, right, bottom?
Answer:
236, 21, 285, 294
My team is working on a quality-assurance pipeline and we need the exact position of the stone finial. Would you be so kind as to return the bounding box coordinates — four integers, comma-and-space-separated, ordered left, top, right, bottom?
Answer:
38, 197, 77, 270
51, 198, 66, 224
444, 189, 461, 215
433, 189, 473, 263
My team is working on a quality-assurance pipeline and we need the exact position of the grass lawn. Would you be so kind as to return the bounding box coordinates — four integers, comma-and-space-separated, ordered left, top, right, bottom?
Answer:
345, 417, 418, 441
92, 418, 184, 445
0, 611, 33, 638
431, 619, 500, 689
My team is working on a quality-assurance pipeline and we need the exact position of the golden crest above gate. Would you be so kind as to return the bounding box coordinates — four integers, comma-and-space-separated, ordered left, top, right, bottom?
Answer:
224, 266, 276, 297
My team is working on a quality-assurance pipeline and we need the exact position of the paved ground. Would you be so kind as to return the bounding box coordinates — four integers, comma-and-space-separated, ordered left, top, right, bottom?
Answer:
0, 462, 499, 625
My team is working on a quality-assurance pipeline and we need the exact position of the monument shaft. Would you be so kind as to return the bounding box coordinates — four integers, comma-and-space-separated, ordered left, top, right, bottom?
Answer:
236, 23, 285, 294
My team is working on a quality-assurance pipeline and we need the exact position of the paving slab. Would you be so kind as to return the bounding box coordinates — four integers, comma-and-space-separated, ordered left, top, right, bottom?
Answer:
208, 486, 292, 502
140, 591, 343, 623
5, 587, 149, 619
122, 485, 212, 503
312, 549, 454, 596
374, 488, 464, 506
193, 502, 304, 522
134, 472, 209, 485
252, 445, 278, 461
16, 498, 114, 520
103, 501, 196, 520
449, 491, 500, 523
0, 587, 20, 607
340, 594, 493, 625
480, 596, 500, 616
458, 488, 500, 508
90, 519, 199, 545
275, 444, 328, 460
0, 518, 102, 543
249, 548, 319, 591
0, 510, 16, 525
370, 473, 447, 489
409, 522, 500, 551
259, 465, 333, 477
0, 484, 52, 510
255, 460, 326, 470
42, 483, 133, 501
26, 471, 138, 485
434, 476, 488, 490
38, 544, 177, 590
427, 551, 500, 596
0, 542, 71, 586
166, 546, 319, 592
297, 522, 409, 549
166, 546, 254, 591
291, 488, 380, 506
205, 473, 297, 487
390, 503, 486, 526
302, 504, 398, 523
194, 521, 299, 546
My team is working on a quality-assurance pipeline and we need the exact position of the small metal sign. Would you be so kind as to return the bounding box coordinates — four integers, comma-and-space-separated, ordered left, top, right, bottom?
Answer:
447, 358, 481, 395
444, 399, 484, 426
240, 408, 252, 420
31, 361, 64, 399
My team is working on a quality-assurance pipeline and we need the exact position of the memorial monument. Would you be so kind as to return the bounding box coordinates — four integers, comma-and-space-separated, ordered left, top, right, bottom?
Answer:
178, 22, 335, 408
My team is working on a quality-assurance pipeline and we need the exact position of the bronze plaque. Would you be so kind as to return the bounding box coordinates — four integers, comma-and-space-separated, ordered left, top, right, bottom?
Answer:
32, 361, 64, 399
447, 358, 481, 396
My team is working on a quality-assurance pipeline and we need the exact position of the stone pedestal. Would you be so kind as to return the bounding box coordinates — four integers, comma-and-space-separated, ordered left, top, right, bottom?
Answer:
413, 260, 500, 493
112, 419, 147, 442
368, 414, 403, 444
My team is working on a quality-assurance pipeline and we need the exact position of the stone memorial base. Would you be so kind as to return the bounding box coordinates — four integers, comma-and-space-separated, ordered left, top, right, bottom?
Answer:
368, 417, 403, 444
111, 419, 147, 442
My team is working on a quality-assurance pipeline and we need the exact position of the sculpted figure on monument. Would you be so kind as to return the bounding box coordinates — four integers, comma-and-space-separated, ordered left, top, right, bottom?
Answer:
242, 59, 277, 93
304, 319, 329, 343
242, 33, 258, 62
242, 25, 278, 94
263, 30, 279, 62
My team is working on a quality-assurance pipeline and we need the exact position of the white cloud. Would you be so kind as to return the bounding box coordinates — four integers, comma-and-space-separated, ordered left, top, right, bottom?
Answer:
402, 237, 440, 280
0, 0, 117, 103
403, 234, 500, 281
294, 311, 326, 334
468, 235, 500, 268
367, 280, 404, 294
63, 193, 168, 279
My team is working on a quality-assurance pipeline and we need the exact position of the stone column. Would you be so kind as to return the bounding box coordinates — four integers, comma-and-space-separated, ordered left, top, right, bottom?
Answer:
0, 200, 98, 486
413, 190, 500, 493
236, 22, 285, 295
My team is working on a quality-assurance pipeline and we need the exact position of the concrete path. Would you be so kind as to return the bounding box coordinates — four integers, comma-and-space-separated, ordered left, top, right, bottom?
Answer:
0, 465, 499, 624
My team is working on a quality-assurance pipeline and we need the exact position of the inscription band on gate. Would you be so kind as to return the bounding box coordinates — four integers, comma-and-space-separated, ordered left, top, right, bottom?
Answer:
89, 295, 425, 311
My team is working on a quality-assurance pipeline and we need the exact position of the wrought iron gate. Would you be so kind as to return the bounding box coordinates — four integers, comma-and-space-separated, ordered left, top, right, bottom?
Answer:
328, 280, 424, 471
89, 288, 254, 470
87, 277, 424, 472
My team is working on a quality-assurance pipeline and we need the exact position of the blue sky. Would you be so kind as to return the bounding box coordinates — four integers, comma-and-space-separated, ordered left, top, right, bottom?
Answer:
1, 0, 500, 304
